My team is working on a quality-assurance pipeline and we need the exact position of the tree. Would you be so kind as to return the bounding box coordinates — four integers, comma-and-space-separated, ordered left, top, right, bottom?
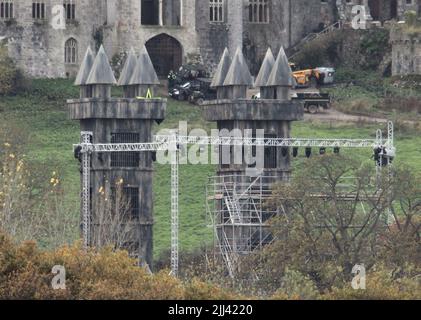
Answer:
238, 155, 420, 294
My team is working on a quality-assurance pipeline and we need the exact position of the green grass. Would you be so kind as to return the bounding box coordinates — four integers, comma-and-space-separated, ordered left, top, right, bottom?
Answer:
1, 78, 420, 261
322, 68, 421, 119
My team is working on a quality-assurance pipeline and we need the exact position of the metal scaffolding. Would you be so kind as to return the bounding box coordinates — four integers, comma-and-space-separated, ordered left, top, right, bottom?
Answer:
206, 175, 280, 278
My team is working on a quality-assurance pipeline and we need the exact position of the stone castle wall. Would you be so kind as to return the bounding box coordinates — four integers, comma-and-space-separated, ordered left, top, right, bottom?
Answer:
0, 0, 419, 78
391, 28, 421, 76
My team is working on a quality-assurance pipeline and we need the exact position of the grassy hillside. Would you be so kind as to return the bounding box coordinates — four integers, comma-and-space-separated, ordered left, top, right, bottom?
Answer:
1, 79, 420, 260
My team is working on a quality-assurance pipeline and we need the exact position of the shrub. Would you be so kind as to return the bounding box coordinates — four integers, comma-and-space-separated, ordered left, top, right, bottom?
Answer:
325, 267, 421, 300
0, 232, 241, 300
0, 44, 29, 95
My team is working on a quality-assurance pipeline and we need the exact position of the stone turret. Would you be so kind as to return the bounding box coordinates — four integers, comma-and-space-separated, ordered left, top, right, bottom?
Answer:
202, 48, 304, 270
203, 47, 303, 180
222, 47, 253, 99
86, 45, 117, 99
69, 45, 166, 269
254, 48, 275, 99
266, 47, 293, 100
118, 48, 138, 98
74, 46, 95, 98
210, 48, 232, 99
129, 46, 160, 98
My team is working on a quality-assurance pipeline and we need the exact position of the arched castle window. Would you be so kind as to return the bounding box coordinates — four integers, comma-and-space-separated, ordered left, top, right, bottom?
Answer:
65, 38, 78, 64
248, 0, 270, 24
0, 0, 13, 19
210, 0, 224, 22
32, 2, 46, 19
63, 0, 76, 20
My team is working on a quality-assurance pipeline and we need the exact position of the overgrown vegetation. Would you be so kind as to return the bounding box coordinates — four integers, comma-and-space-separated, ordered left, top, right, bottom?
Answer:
0, 233, 240, 300
323, 67, 421, 124
293, 28, 390, 71
0, 44, 29, 96
182, 156, 420, 299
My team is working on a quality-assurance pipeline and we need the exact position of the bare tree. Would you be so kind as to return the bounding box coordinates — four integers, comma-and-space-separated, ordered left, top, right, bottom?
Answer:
91, 182, 139, 257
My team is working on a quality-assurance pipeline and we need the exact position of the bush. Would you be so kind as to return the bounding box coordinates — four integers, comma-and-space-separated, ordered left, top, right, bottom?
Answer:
0, 44, 29, 95
0, 232, 240, 300
325, 267, 421, 300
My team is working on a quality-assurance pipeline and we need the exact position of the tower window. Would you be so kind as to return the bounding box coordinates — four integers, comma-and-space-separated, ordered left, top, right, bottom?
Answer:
64, 38, 78, 64
264, 134, 277, 169
248, 0, 270, 23
63, 0, 76, 20
0, 0, 13, 19
111, 133, 140, 168
210, 0, 224, 22
32, 2, 46, 19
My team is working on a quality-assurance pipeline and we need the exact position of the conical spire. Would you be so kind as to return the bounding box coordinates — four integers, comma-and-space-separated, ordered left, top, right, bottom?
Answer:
118, 48, 138, 86
210, 48, 231, 88
266, 47, 293, 87
74, 46, 95, 86
129, 45, 160, 85
254, 48, 275, 87
223, 47, 253, 86
86, 45, 116, 85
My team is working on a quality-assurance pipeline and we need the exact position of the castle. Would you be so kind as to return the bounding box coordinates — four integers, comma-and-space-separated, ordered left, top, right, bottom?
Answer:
0, 0, 420, 78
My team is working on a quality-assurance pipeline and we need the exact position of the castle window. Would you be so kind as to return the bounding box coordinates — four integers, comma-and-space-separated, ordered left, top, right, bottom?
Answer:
111, 133, 140, 168
210, 0, 224, 22
0, 0, 13, 19
32, 2, 46, 19
248, 0, 270, 23
141, 0, 159, 25
63, 0, 76, 20
64, 38, 78, 64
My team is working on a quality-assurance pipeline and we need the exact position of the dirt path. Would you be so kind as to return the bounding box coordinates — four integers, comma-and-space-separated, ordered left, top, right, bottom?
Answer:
305, 108, 390, 124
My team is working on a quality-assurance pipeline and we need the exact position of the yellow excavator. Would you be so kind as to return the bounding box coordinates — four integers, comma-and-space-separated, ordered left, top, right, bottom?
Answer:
289, 63, 323, 88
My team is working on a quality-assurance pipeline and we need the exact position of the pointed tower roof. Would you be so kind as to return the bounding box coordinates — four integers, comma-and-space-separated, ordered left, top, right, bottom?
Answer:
86, 45, 116, 85
129, 45, 160, 85
223, 47, 253, 86
254, 48, 275, 87
266, 47, 293, 87
74, 46, 95, 86
210, 48, 231, 88
117, 48, 138, 86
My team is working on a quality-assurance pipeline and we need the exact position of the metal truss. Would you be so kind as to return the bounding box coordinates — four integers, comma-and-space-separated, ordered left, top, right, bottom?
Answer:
74, 122, 395, 278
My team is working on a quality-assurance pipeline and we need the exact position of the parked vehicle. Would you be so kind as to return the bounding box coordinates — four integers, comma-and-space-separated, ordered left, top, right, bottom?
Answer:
169, 81, 198, 101
292, 92, 331, 114
188, 78, 217, 105
315, 67, 336, 85
252, 91, 331, 114
168, 64, 208, 90
289, 63, 336, 88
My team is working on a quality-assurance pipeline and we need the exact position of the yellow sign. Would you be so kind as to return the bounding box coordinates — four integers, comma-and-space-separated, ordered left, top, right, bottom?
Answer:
137, 88, 154, 100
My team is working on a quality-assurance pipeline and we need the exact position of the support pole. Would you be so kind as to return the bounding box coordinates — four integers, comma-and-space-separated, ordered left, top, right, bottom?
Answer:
170, 132, 179, 277
387, 121, 395, 225
81, 131, 93, 249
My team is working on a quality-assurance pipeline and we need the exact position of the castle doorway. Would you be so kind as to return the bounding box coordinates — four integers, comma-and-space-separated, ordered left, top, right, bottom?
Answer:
368, 0, 381, 21
145, 34, 183, 77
